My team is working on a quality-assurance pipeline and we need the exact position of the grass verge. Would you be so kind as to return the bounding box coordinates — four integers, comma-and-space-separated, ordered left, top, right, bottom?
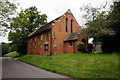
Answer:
4, 51, 20, 58
18, 53, 119, 78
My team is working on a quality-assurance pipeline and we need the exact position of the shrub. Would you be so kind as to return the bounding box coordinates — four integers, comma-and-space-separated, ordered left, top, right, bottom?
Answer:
1, 42, 12, 56
88, 43, 93, 53
76, 42, 85, 52
3, 51, 20, 58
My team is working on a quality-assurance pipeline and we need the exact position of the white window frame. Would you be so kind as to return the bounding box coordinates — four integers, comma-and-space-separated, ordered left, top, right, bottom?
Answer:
69, 42, 73, 47
52, 32, 56, 39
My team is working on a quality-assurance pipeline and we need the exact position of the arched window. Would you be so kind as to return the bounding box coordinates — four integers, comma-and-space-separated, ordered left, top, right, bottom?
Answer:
81, 38, 86, 45
71, 19, 73, 33
81, 38, 86, 43
65, 18, 68, 32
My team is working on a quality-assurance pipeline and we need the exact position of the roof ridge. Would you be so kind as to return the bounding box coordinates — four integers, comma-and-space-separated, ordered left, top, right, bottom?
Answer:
66, 9, 72, 14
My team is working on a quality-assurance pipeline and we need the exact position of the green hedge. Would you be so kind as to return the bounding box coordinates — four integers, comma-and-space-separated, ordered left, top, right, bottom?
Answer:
3, 51, 20, 58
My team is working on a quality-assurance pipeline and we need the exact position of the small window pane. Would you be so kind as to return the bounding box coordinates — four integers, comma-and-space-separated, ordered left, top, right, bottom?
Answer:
44, 44, 48, 51
71, 19, 73, 33
41, 35, 43, 40
66, 18, 68, 32
69, 42, 73, 46
45, 34, 49, 42
52, 32, 56, 38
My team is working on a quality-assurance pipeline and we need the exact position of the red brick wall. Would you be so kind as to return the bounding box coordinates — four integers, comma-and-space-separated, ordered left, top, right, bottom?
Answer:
63, 34, 88, 54
27, 11, 87, 55
28, 31, 51, 55
63, 41, 76, 53
51, 12, 81, 54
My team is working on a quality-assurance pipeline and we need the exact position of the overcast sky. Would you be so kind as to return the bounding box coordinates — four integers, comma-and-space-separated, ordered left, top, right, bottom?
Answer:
0, 0, 113, 43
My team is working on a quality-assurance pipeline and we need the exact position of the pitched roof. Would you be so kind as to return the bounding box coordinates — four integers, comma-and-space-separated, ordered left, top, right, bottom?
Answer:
28, 16, 62, 37
28, 9, 73, 37
64, 32, 81, 42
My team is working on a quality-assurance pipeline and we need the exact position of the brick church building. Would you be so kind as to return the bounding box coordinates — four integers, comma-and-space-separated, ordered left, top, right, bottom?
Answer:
27, 9, 88, 55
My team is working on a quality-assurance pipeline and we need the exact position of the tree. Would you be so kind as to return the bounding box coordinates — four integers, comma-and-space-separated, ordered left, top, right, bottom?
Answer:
101, 1, 120, 53
8, 6, 47, 55
1, 42, 12, 56
81, 3, 115, 54
0, 0, 17, 35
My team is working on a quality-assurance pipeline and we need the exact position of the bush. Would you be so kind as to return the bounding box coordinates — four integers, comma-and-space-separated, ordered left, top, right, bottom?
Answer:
88, 43, 93, 53
3, 51, 20, 58
1, 42, 12, 56
76, 42, 85, 52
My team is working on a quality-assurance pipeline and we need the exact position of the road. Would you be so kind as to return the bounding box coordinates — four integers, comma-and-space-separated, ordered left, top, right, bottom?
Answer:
1, 57, 72, 80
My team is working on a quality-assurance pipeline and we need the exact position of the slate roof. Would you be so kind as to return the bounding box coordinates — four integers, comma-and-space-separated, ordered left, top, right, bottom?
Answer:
64, 32, 81, 42
28, 16, 62, 37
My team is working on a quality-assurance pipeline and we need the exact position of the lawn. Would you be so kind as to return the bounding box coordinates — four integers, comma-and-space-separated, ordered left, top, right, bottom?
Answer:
4, 51, 20, 58
18, 53, 119, 78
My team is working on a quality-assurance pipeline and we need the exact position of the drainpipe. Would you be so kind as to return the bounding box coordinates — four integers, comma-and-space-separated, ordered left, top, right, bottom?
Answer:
50, 30, 53, 55
73, 41, 75, 53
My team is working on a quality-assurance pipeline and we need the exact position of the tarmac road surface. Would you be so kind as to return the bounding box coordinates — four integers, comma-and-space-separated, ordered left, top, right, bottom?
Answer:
1, 57, 72, 80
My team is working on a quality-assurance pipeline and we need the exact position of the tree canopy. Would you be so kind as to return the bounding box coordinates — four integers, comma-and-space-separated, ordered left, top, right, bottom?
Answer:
0, 0, 17, 35
8, 6, 47, 55
82, 1, 120, 53
101, 1, 120, 52
1, 42, 12, 56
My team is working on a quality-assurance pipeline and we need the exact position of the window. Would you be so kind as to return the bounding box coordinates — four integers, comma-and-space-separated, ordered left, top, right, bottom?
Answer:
45, 33, 49, 42
38, 36, 41, 44
41, 35, 43, 40
52, 32, 56, 38
35, 37, 37, 41
65, 18, 68, 32
30, 38, 32, 43
33, 38, 35, 42
69, 42, 73, 46
38, 35, 41, 41
71, 19, 73, 33
39, 45, 42, 48
53, 44, 57, 48
44, 44, 48, 51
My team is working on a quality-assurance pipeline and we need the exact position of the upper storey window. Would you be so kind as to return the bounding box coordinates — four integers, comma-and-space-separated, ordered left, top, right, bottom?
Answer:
65, 18, 68, 32
45, 33, 49, 43
71, 19, 73, 33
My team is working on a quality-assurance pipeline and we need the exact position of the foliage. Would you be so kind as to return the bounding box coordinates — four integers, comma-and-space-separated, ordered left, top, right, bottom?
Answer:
80, 4, 114, 54
80, 3, 101, 22
94, 51, 102, 54
81, 1, 120, 53
101, 1, 120, 52
1, 42, 12, 56
84, 11, 115, 38
8, 6, 47, 55
88, 43, 93, 53
76, 42, 85, 52
3, 51, 20, 58
0, 0, 17, 35
82, 6, 115, 42
19, 54, 119, 78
